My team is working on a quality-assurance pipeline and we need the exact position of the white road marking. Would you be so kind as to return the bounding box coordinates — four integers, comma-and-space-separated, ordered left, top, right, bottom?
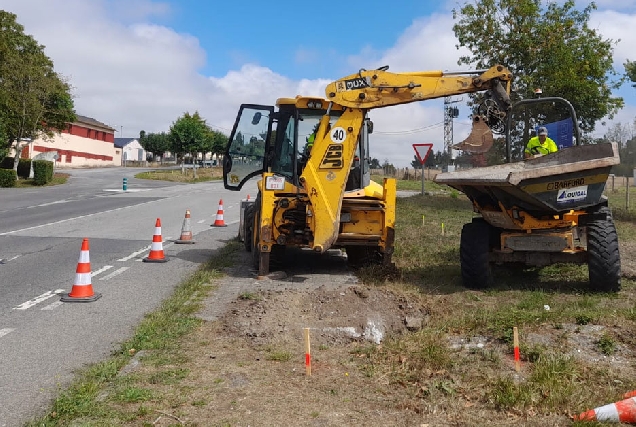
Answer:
27, 200, 69, 208
99, 267, 129, 281
197, 220, 206, 224
0, 328, 15, 338
7, 255, 21, 262
117, 246, 151, 262
41, 301, 64, 311
13, 289, 66, 310
92, 265, 113, 277
0, 199, 162, 236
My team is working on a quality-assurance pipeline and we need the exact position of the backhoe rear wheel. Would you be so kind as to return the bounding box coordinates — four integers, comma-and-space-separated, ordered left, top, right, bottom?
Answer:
243, 203, 255, 253
345, 245, 383, 269
587, 207, 621, 292
460, 220, 493, 289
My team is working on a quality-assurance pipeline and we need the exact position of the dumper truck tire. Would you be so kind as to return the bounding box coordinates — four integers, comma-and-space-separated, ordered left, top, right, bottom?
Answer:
460, 220, 493, 289
587, 207, 621, 292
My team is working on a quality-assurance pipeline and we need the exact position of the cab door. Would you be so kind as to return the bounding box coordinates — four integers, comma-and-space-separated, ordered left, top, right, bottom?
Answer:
223, 104, 274, 191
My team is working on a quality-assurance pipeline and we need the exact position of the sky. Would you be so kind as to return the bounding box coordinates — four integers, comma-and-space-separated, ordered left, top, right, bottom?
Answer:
3, 0, 636, 167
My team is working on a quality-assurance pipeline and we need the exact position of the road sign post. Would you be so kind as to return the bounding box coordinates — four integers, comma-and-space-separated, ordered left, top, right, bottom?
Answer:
412, 143, 433, 195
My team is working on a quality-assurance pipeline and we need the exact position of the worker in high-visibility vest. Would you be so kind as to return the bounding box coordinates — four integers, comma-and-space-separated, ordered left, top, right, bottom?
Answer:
525, 126, 558, 159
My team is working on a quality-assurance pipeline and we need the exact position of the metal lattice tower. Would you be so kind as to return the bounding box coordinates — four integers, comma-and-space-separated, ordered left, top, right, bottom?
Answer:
444, 97, 459, 155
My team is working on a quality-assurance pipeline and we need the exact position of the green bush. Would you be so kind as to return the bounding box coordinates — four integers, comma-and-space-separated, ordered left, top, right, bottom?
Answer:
0, 156, 14, 169
0, 157, 31, 178
0, 169, 17, 187
32, 160, 53, 185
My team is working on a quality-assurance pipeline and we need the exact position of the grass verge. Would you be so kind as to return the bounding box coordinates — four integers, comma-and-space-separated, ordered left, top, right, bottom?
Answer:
136, 167, 222, 183
25, 241, 240, 426
13, 173, 70, 188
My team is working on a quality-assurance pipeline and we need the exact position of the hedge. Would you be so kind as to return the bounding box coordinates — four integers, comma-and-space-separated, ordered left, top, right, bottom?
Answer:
0, 157, 31, 178
0, 169, 17, 187
32, 160, 54, 185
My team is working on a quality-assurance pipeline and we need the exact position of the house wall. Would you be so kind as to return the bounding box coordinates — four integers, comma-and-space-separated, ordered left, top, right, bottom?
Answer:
121, 139, 146, 165
17, 122, 117, 168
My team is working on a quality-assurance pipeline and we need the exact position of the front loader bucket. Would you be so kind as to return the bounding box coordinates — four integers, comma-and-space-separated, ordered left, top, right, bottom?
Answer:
452, 115, 493, 153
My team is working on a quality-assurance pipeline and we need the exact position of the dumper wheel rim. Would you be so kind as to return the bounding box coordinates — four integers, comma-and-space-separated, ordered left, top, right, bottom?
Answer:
587, 207, 621, 292
460, 221, 493, 289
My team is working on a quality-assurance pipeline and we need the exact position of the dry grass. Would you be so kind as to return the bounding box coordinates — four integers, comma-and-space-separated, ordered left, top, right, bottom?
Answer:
26, 182, 636, 427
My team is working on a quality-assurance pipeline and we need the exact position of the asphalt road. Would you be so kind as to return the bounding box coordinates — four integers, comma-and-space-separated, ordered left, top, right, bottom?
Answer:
0, 167, 255, 427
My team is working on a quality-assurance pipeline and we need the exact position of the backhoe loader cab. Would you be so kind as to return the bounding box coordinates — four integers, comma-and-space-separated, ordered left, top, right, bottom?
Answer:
223, 96, 395, 276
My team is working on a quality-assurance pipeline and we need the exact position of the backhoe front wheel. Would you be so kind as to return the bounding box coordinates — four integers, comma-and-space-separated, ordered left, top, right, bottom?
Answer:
587, 207, 621, 292
460, 220, 493, 289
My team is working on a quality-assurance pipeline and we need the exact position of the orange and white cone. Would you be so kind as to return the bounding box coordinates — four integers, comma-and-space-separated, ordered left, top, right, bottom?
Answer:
175, 209, 195, 244
211, 199, 227, 227
574, 396, 636, 423
143, 218, 168, 262
61, 238, 101, 302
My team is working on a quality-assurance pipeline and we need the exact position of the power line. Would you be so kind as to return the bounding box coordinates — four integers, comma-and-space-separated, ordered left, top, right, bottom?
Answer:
374, 121, 444, 135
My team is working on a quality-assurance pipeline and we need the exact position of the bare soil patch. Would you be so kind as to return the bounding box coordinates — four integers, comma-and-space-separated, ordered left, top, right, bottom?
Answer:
120, 244, 636, 427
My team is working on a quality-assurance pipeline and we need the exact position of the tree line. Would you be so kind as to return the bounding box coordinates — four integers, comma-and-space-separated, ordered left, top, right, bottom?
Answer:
0, 11, 75, 178
139, 111, 228, 167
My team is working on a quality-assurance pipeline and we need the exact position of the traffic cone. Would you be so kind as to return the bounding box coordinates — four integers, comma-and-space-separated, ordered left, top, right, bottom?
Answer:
211, 199, 227, 227
574, 396, 636, 423
61, 238, 101, 303
175, 209, 195, 244
247, 194, 250, 200
625, 391, 636, 399
143, 218, 168, 262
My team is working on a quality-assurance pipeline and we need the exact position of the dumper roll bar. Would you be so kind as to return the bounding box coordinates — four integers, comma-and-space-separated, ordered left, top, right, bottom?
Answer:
505, 97, 581, 163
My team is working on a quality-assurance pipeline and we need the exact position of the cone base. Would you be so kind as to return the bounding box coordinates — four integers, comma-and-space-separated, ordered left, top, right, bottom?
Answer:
143, 256, 168, 263
211, 224, 227, 227
175, 239, 196, 244
61, 292, 102, 303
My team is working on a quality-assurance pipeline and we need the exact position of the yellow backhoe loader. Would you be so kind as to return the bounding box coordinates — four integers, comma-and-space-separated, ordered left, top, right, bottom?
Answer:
223, 65, 513, 276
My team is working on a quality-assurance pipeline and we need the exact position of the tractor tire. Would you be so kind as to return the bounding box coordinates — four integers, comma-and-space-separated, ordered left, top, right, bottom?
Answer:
243, 203, 255, 253
251, 196, 262, 270
460, 220, 493, 289
587, 207, 621, 292
345, 245, 385, 269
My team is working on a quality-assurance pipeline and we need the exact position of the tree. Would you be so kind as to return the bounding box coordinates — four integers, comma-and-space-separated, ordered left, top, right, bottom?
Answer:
370, 158, 381, 169
410, 155, 422, 169
452, 0, 623, 143
169, 111, 208, 177
625, 60, 636, 88
139, 131, 171, 162
0, 11, 75, 176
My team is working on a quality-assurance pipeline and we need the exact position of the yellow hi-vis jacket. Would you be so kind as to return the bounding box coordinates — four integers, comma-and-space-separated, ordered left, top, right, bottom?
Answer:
525, 136, 558, 156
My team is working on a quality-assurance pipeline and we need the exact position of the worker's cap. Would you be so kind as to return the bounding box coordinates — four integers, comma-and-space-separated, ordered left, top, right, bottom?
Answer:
538, 126, 548, 136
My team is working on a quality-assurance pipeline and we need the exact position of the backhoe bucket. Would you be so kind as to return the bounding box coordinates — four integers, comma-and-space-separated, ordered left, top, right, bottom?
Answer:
452, 115, 493, 153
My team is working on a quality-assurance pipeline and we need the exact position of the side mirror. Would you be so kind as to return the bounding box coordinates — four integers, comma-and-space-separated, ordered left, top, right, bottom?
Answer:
252, 112, 262, 125
366, 120, 374, 134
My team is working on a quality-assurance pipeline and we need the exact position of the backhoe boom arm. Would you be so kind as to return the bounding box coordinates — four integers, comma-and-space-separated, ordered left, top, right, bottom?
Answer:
325, 65, 512, 111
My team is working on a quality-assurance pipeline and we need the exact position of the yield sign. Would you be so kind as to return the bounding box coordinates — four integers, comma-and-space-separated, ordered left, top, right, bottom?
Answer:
412, 143, 433, 165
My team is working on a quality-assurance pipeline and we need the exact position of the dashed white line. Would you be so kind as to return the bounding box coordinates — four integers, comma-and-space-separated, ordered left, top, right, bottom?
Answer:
197, 220, 206, 224
99, 267, 129, 281
13, 289, 66, 310
0, 198, 162, 236
92, 265, 113, 277
0, 328, 15, 338
41, 301, 64, 311
117, 246, 151, 262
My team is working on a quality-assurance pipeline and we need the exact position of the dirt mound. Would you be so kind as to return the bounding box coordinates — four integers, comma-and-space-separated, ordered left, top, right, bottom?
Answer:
221, 285, 430, 348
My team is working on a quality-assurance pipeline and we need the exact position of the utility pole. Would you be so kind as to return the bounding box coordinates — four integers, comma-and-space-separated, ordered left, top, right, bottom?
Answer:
444, 97, 460, 156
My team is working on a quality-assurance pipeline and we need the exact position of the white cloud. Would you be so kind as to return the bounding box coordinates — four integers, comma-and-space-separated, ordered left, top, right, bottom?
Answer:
3, 0, 635, 167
